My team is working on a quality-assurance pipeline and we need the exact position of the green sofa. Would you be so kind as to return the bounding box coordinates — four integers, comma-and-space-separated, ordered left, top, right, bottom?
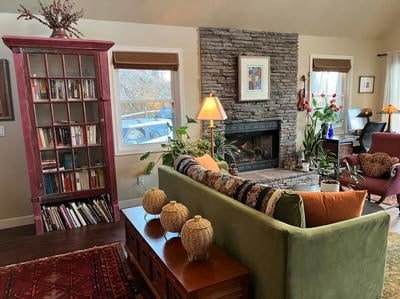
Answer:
158, 165, 390, 299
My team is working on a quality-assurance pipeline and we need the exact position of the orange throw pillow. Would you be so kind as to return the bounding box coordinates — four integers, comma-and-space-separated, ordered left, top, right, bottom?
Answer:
295, 190, 367, 227
194, 154, 220, 171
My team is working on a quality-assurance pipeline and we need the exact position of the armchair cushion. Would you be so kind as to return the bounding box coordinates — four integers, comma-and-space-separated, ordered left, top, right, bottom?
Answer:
296, 190, 367, 227
359, 152, 399, 178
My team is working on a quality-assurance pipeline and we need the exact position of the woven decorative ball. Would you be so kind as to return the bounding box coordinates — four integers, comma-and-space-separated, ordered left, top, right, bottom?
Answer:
160, 201, 189, 233
181, 215, 214, 262
142, 187, 167, 215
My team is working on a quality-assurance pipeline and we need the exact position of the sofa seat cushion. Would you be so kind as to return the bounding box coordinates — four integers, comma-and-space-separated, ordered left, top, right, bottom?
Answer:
296, 190, 367, 227
359, 152, 399, 178
175, 155, 306, 227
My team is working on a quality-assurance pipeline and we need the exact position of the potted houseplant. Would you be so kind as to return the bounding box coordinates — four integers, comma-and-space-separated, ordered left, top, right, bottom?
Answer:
140, 116, 239, 175
309, 93, 343, 137
140, 116, 209, 174
316, 149, 364, 192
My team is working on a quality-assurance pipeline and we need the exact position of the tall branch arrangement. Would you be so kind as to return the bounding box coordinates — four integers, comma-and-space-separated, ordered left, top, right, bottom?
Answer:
17, 0, 84, 38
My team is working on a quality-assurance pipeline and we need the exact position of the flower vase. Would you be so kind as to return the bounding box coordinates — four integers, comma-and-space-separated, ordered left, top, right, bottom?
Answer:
50, 28, 69, 38
327, 124, 334, 139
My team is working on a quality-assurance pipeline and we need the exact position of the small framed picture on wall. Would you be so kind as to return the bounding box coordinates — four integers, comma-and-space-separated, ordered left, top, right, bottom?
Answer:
358, 76, 375, 93
238, 56, 270, 101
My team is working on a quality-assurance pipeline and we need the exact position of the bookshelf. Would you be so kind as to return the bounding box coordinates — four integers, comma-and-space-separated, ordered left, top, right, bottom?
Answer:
3, 35, 120, 234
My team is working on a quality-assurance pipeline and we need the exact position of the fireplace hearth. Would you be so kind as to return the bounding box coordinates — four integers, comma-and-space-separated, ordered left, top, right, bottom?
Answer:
225, 120, 280, 172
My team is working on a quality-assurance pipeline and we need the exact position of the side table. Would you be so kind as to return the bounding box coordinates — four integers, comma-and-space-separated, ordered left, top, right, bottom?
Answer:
123, 206, 250, 299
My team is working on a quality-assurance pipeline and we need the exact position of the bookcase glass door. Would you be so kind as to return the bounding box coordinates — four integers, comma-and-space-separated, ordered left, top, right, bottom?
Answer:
28, 53, 105, 196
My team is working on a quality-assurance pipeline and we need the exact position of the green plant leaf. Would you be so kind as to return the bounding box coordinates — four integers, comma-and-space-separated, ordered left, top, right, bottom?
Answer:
140, 151, 151, 160
186, 115, 197, 124
162, 153, 174, 167
144, 162, 155, 175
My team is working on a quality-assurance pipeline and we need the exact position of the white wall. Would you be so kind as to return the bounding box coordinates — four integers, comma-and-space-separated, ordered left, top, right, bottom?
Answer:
296, 35, 382, 149
0, 13, 200, 224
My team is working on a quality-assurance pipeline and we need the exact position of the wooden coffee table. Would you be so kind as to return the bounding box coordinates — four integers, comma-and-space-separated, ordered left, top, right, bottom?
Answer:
290, 184, 384, 215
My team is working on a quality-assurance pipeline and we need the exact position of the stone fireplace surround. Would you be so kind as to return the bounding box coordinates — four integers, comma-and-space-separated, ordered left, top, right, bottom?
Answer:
199, 27, 298, 168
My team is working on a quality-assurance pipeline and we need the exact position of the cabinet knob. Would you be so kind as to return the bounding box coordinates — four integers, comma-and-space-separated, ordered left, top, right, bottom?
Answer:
100, 118, 105, 123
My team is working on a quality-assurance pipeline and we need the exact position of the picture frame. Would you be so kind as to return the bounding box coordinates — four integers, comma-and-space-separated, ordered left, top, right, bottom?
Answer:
358, 76, 375, 93
0, 59, 14, 121
238, 56, 270, 101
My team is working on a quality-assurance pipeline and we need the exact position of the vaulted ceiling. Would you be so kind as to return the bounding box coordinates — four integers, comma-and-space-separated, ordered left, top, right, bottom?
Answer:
1, 0, 399, 39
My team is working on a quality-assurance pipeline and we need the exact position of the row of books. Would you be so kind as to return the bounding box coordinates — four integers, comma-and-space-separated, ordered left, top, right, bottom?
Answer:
44, 169, 105, 195
61, 169, 105, 192
38, 125, 99, 149
41, 196, 114, 232
32, 78, 96, 101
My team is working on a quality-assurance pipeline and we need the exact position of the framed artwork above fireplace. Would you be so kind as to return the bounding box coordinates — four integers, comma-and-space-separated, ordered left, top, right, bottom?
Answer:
238, 56, 270, 101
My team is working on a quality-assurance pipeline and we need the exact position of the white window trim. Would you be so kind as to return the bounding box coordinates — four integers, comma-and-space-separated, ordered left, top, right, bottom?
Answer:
109, 45, 184, 156
309, 54, 354, 134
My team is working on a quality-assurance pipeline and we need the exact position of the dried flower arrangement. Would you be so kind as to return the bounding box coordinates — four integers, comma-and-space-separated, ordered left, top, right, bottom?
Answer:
17, 0, 84, 38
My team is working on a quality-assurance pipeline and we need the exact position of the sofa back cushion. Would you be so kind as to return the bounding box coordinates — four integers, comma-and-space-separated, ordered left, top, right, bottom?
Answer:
359, 152, 399, 178
175, 155, 306, 227
296, 190, 367, 227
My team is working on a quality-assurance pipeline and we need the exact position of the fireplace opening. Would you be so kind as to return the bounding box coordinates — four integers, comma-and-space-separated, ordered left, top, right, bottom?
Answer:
225, 121, 280, 172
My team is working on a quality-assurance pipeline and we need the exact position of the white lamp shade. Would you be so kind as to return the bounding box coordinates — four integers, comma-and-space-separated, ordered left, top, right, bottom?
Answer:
196, 94, 227, 120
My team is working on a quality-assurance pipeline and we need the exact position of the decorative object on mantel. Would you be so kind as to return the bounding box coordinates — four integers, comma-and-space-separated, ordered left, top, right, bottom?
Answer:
142, 187, 168, 218
181, 215, 214, 262
238, 56, 270, 101
196, 93, 227, 158
17, 0, 84, 38
378, 104, 400, 132
160, 201, 189, 236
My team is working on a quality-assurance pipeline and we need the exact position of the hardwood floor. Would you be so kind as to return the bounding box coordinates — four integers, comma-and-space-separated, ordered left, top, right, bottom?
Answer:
0, 221, 125, 267
0, 206, 399, 268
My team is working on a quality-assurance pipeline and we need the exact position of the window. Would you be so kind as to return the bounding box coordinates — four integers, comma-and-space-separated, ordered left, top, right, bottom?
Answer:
309, 55, 353, 132
112, 51, 180, 154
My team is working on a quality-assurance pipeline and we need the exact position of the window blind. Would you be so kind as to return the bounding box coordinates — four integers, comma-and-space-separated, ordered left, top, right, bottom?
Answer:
112, 51, 179, 71
313, 58, 351, 73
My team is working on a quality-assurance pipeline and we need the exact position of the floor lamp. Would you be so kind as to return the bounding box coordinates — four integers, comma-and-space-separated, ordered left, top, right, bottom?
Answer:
381, 104, 399, 133
196, 94, 227, 158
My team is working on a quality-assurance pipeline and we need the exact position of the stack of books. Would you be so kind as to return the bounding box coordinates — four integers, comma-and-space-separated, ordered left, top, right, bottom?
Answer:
41, 195, 114, 232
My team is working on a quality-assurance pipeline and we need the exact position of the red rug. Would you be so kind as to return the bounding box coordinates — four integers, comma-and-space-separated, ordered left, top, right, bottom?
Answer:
0, 243, 139, 298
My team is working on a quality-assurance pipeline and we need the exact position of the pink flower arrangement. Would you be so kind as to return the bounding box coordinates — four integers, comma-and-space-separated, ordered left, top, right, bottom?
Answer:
305, 93, 343, 124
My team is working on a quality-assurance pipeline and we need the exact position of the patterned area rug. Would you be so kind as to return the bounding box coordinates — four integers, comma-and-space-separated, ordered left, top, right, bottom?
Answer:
382, 232, 400, 298
0, 243, 139, 298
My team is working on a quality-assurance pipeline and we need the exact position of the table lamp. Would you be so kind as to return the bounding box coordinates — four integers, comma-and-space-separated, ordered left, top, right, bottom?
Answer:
357, 108, 372, 123
196, 93, 227, 158
380, 104, 399, 132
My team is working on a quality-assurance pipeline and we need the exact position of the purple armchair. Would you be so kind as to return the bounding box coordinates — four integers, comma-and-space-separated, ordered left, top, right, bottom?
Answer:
341, 132, 400, 214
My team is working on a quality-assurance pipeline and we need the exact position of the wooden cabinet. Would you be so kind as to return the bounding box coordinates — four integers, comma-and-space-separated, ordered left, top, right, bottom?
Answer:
123, 206, 250, 299
3, 35, 120, 234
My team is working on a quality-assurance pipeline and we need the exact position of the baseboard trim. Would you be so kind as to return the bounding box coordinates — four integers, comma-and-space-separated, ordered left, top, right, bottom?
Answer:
0, 198, 142, 230
0, 215, 34, 230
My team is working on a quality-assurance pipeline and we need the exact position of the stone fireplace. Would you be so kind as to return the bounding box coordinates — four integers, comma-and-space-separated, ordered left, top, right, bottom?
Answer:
199, 28, 298, 169
225, 121, 280, 171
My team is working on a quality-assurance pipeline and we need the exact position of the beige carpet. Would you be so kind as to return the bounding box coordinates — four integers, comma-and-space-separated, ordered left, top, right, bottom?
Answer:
382, 232, 400, 298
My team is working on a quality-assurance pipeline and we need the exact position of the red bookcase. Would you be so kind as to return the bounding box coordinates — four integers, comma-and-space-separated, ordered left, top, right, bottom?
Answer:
3, 35, 120, 234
